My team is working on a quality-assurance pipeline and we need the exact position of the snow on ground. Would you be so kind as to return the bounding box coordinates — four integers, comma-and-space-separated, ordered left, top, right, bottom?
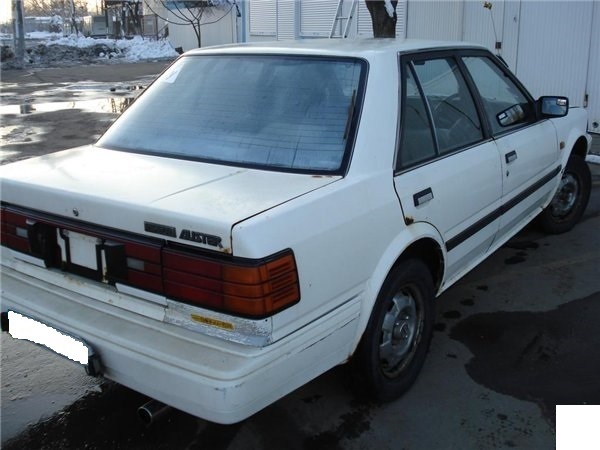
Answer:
25, 31, 63, 40
586, 153, 600, 165
48, 35, 178, 62
1, 33, 178, 68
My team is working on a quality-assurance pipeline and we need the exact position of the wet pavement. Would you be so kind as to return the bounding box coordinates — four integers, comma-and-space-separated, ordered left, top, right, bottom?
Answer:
0, 61, 172, 165
0, 61, 172, 443
451, 292, 600, 425
1, 62, 600, 449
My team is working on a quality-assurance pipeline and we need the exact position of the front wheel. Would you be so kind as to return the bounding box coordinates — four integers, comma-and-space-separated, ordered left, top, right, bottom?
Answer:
354, 259, 434, 402
538, 155, 591, 234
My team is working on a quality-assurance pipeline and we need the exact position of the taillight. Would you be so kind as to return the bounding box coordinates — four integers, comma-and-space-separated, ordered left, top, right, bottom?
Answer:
1, 206, 301, 319
103, 238, 163, 293
0, 208, 31, 254
163, 247, 300, 318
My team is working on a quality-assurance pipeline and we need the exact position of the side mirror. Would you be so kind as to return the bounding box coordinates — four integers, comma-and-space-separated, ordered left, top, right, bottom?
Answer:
539, 96, 569, 118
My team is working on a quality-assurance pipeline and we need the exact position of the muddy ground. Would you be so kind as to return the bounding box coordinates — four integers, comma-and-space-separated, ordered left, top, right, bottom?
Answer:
1, 62, 599, 449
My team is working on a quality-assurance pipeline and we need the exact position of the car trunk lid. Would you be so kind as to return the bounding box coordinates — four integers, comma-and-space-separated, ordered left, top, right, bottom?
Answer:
0, 146, 340, 253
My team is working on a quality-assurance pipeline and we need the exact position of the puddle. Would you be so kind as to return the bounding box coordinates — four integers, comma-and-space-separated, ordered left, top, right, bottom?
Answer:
0, 79, 150, 116
449, 292, 600, 425
1, 383, 197, 450
0, 97, 135, 116
59, 81, 147, 94
1, 335, 101, 444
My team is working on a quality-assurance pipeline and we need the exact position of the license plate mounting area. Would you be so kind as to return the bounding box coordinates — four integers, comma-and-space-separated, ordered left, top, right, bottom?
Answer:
58, 229, 103, 280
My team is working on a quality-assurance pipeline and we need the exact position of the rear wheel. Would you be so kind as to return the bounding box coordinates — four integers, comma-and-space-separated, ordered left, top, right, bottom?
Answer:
354, 259, 434, 401
538, 155, 591, 234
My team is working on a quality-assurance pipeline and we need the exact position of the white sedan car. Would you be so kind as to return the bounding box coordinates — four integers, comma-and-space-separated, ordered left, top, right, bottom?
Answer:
0, 39, 592, 424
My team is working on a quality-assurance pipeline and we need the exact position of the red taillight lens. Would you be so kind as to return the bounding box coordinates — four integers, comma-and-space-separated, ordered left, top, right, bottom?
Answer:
0, 208, 31, 254
1, 206, 300, 318
163, 247, 300, 318
103, 238, 163, 293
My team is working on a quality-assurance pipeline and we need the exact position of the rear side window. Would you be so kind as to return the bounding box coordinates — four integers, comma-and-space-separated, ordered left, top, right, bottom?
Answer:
98, 55, 366, 174
398, 67, 437, 167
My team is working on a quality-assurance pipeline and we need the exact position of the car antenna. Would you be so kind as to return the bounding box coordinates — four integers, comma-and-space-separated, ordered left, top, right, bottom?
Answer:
483, 2, 502, 57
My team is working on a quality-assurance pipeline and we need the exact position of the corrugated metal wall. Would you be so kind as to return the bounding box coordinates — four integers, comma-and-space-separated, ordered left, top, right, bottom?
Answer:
405, 0, 463, 41
249, 0, 277, 36
498, 1, 520, 71
585, 1, 600, 132
277, 0, 296, 40
243, 0, 599, 132
299, 0, 338, 37
513, 1, 593, 107
462, 0, 504, 54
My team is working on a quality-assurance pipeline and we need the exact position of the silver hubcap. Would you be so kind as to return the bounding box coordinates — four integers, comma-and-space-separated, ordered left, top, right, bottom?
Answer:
550, 173, 579, 218
379, 290, 419, 377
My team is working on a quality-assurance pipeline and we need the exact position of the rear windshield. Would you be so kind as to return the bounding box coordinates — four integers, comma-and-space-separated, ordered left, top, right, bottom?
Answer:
98, 55, 366, 173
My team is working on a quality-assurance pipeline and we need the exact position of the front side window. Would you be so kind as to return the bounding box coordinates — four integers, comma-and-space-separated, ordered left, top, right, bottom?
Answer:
98, 55, 365, 173
462, 56, 534, 135
398, 55, 484, 170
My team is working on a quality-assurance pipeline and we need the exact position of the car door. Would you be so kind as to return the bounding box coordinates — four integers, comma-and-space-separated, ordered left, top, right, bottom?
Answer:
460, 54, 561, 243
393, 53, 503, 283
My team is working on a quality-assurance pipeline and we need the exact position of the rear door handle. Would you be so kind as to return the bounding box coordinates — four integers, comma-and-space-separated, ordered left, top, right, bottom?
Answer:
505, 151, 518, 164
413, 188, 434, 207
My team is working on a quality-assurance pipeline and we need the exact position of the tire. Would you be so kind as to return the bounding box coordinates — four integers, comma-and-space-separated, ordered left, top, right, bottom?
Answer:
354, 259, 434, 402
538, 155, 591, 234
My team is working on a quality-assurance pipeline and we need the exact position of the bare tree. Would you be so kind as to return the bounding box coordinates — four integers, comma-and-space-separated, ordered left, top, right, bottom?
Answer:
144, 0, 233, 48
24, 0, 87, 17
365, 0, 398, 38
24, 0, 87, 34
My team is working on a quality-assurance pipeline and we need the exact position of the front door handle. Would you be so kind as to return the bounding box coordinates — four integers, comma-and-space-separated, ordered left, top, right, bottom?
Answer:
413, 188, 434, 207
505, 150, 518, 164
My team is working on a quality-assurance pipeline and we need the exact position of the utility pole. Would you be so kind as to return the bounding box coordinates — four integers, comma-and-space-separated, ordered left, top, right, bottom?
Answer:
70, 0, 79, 35
12, 0, 25, 68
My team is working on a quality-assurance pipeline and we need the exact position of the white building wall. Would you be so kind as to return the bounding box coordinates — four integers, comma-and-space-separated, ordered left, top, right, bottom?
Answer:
513, 1, 593, 107
498, 0, 520, 71
245, 0, 296, 41
277, 0, 296, 39
587, 1, 600, 133
405, 0, 463, 41
168, 7, 237, 51
239, 0, 599, 132
248, 0, 277, 40
462, 0, 504, 55
299, 0, 338, 37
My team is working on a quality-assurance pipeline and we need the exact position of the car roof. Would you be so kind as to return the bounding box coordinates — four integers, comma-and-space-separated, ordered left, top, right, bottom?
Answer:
185, 38, 487, 58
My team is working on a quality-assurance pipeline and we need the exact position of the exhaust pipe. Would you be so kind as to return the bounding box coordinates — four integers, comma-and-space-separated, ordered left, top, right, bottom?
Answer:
138, 399, 172, 426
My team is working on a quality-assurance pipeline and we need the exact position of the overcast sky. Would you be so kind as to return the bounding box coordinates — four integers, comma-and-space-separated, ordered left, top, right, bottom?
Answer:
1, 1, 11, 24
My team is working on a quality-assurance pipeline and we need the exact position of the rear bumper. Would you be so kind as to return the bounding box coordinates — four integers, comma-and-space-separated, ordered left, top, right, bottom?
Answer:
1, 262, 360, 424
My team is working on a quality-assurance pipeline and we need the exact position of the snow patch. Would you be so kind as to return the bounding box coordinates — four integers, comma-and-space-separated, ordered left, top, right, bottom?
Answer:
25, 31, 62, 40
384, 0, 395, 18
1, 34, 178, 68
47, 35, 178, 62
586, 153, 600, 165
